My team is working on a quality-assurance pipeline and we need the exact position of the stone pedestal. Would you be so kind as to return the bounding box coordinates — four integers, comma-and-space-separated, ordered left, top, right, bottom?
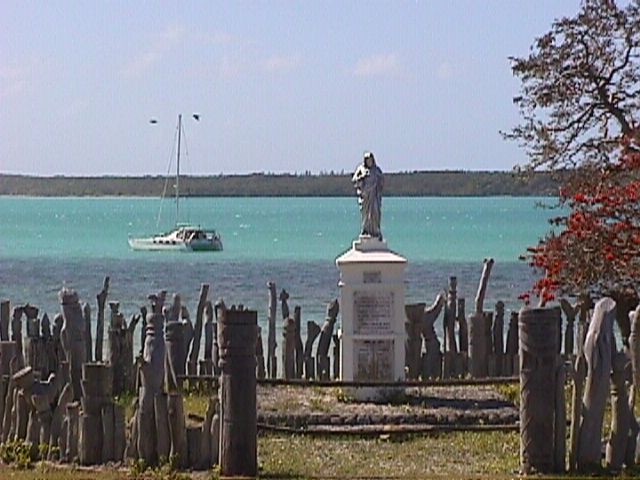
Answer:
336, 236, 407, 401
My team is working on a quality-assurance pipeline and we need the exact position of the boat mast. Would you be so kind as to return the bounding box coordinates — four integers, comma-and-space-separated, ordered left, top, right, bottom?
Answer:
176, 114, 182, 224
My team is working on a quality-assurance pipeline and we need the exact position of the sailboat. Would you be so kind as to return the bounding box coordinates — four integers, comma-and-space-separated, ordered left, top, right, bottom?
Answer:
128, 114, 223, 252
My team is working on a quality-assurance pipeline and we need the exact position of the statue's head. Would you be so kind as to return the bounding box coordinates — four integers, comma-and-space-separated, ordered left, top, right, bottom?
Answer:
363, 151, 375, 168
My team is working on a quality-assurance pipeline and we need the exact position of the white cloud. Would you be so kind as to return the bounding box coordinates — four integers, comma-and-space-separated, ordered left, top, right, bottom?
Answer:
260, 55, 301, 73
353, 53, 400, 77
122, 25, 186, 78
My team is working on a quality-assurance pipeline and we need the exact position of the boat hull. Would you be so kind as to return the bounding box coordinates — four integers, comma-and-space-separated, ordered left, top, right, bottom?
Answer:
128, 228, 223, 252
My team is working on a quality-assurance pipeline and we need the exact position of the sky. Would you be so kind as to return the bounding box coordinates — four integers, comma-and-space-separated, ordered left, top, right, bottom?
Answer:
1, 1, 585, 176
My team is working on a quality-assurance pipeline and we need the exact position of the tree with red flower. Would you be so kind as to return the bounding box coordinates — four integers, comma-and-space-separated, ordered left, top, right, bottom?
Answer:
505, 0, 640, 337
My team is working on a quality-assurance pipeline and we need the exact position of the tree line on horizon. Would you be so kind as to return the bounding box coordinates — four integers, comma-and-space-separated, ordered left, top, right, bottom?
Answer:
0, 170, 561, 197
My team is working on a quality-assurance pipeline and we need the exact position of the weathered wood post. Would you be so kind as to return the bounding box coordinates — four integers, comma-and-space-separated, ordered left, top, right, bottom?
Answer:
165, 320, 189, 391
628, 304, 640, 467
60, 288, 86, 401
79, 363, 112, 465
560, 299, 578, 358
255, 326, 266, 379
218, 304, 257, 478
457, 297, 468, 353
490, 301, 504, 377
282, 317, 296, 379
504, 311, 519, 376
0, 341, 17, 424
267, 282, 278, 379
201, 301, 214, 375
188, 284, 209, 376
108, 302, 126, 395
280, 290, 295, 379
137, 293, 166, 466
83, 302, 92, 363
420, 294, 445, 379
442, 277, 458, 378
630, 305, 640, 393
576, 297, 616, 471
519, 306, 565, 474
0, 300, 10, 341
404, 303, 425, 379
469, 258, 494, 378
316, 300, 338, 381
95, 277, 109, 363
293, 306, 304, 378
605, 351, 633, 470
303, 321, 320, 379
11, 306, 25, 368
23, 304, 43, 374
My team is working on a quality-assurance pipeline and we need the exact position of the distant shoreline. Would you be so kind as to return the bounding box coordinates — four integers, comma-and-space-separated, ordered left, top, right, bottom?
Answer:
0, 171, 560, 197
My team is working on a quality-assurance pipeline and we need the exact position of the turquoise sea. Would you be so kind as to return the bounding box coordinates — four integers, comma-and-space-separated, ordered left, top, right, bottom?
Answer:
0, 196, 555, 337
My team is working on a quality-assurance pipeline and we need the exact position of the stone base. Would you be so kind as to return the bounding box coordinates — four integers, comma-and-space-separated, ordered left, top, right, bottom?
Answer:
344, 385, 404, 403
353, 235, 388, 252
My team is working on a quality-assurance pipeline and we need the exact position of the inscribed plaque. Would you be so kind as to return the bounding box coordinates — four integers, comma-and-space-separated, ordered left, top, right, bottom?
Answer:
353, 291, 394, 335
353, 339, 394, 381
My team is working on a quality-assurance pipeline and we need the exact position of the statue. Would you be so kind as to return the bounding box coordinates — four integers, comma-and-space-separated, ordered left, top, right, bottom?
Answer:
352, 151, 383, 240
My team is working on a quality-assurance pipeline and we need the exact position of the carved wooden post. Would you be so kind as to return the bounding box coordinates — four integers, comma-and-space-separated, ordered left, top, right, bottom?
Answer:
332, 333, 340, 380
165, 320, 189, 391
201, 301, 214, 376
457, 298, 468, 353
293, 306, 304, 378
605, 352, 632, 470
303, 321, 320, 379
442, 277, 457, 378
490, 301, 505, 376
560, 299, 578, 358
23, 304, 40, 373
468, 259, 494, 378
420, 294, 445, 379
628, 305, 640, 400
576, 297, 616, 471
404, 303, 424, 380
83, 302, 92, 364
188, 284, 209, 376
282, 317, 296, 379
137, 293, 166, 466
218, 305, 257, 478
65, 401, 80, 462
504, 311, 519, 376
95, 276, 109, 362
317, 300, 338, 381
60, 288, 86, 401
0, 341, 17, 425
48, 382, 72, 460
1, 355, 18, 442
256, 326, 266, 379
11, 306, 25, 368
168, 392, 188, 468
108, 302, 127, 395
79, 363, 113, 465
213, 302, 221, 376
0, 300, 9, 341
519, 306, 565, 474
267, 282, 278, 379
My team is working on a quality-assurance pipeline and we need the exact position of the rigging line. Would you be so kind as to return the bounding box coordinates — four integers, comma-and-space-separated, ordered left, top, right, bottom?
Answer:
156, 121, 180, 230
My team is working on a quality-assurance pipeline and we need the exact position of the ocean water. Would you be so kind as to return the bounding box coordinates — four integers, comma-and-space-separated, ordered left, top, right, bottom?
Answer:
0, 196, 555, 341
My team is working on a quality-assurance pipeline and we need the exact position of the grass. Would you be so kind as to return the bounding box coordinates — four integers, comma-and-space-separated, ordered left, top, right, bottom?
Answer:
258, 430, 520, 478
0, 430, 520, 479
2, 382, 639, 479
